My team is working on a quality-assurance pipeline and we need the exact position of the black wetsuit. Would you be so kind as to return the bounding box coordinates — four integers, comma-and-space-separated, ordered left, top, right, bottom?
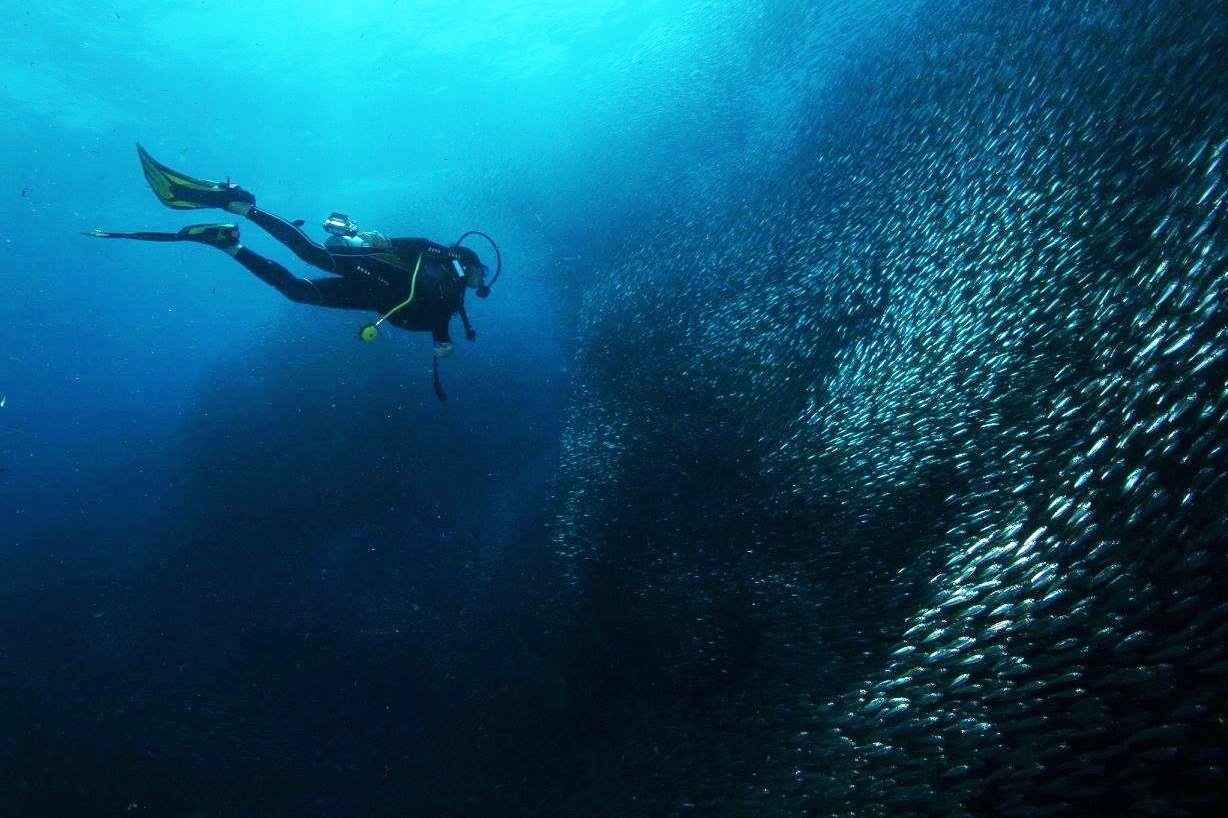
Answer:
238, 207, 474, 345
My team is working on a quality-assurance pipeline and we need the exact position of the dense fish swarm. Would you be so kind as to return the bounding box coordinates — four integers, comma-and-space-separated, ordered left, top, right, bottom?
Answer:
553, 1, 1228, 816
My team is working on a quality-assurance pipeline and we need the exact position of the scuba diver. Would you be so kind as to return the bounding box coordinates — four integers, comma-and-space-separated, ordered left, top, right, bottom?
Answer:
86, 144, 502, 400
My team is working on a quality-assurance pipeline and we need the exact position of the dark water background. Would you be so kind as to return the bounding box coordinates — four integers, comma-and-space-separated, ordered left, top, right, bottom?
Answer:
2, 1, 1227, 816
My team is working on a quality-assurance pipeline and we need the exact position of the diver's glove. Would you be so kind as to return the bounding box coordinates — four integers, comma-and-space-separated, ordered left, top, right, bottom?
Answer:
433, 340, 454, 358
465, 328, 477, 342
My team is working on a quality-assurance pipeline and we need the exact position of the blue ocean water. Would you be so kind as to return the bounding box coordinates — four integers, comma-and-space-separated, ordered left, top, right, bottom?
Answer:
3, 1, 1227, 817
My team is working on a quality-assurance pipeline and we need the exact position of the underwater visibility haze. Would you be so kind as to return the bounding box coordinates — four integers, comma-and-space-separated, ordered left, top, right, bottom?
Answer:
2, 1, 1228, 816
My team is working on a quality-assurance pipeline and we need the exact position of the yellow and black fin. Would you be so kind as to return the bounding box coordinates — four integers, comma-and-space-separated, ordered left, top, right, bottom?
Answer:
136, 144, 255, 211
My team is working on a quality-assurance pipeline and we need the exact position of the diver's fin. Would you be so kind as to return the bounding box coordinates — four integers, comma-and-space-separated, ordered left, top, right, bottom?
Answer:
136, 143, 256, 211
175, 223, 240, 247
83, 223, 239, 249
84, 228, 183, 242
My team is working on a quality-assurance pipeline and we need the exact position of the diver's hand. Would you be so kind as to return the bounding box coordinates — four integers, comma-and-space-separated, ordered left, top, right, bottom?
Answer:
465, 328, 477, 342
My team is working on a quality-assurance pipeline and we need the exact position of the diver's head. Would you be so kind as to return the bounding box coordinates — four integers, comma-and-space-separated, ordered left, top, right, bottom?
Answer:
323, 212, 358, 237
454, 246, 491, 297
466, 263, 490, 296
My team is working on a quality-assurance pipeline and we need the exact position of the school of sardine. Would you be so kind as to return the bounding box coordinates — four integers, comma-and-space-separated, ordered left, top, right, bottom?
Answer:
552, 2, 1227, 815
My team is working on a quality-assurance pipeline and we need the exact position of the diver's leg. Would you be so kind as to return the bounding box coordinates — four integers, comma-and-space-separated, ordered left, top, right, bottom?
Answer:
170, 222, 378, 310
226, 245, 324, 304
225, 202, 337, 273
225, 244, 384, 312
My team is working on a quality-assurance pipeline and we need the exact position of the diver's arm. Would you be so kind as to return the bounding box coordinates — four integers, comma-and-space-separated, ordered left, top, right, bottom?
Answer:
458, 302, 477, 341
